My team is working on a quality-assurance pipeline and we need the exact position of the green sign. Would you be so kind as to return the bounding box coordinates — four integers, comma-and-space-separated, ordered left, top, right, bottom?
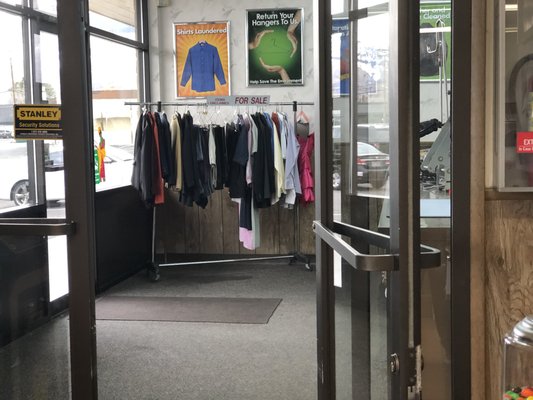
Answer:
247, 8, 304, 86
420, 3, 451, 81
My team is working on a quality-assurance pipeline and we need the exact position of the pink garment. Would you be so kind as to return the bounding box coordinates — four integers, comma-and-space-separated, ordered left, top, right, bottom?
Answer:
297, 133, 315, 205
235, 199, 255, 250
239, 227, 254, 250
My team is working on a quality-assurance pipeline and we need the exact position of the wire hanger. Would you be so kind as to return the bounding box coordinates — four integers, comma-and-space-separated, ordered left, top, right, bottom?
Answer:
297, 108, 310, 124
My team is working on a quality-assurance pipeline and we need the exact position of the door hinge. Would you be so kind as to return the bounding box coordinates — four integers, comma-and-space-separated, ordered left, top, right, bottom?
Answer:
408, 345, 423, 394
391, 347, 423, 394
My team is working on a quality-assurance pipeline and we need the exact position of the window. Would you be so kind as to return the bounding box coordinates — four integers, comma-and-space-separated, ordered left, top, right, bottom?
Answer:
89, 0, 137, 40
34, 0, 57, 16
90, 35, 140, 191
495, 0, 533, 190
0, 11, 28, 210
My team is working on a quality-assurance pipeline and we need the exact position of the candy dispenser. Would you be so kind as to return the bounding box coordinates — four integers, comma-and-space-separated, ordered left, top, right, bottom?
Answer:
503, 316, 533, 400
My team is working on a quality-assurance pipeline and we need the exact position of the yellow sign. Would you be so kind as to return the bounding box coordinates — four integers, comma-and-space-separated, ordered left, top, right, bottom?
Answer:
14, 104, 62, 140
16, 106, 61, 121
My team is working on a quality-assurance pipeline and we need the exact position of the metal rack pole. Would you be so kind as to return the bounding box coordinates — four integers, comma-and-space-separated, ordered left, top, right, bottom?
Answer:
146, 207, 160, 281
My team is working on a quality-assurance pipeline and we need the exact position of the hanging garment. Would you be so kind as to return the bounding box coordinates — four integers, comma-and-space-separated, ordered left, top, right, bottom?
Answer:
282, 114, 301, 208
237, 114, 260, 250
180, 41, 226, 92
161, 112, 176, 186
271, 118, 285, 205
208, 125, 217, 190
147, 112, 165, 205
252, 113, 275, 208
271, 112, 281, 141
226, 120, 248, 199
246, 113, 257, 185
180, 113, 208, 208
132, 112, 155, 206
154, 112, 172, 184
297, 132, 315, 205
274, 112, 287, 159
213, 125, 227, 190
198, 125, 214, 199
225, 122, 239, 188
170, 113, 183, 191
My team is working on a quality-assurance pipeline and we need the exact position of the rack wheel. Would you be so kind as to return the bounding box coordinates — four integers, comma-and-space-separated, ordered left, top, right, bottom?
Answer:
147, 262, 160, 282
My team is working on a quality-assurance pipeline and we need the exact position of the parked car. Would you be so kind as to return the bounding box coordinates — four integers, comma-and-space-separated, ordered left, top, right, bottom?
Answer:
0, 129, 13, 139
332, 141, 390, 190
0, 144, 133, 206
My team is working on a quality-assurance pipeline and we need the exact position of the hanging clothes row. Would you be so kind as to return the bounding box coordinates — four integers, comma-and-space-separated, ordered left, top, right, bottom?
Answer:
130, 101, 314, 254
132, 108, 315, 204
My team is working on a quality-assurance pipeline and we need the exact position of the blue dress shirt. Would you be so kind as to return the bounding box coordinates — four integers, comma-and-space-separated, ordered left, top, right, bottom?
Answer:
180, 42, 227, 92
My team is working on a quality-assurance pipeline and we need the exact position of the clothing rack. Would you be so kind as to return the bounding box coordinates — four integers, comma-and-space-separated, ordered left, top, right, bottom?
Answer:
125, 99, 314, 281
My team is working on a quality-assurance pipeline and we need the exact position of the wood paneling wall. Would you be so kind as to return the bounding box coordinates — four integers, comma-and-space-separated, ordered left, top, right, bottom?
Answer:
486, 200, 533, 399
156, 188, 316, 257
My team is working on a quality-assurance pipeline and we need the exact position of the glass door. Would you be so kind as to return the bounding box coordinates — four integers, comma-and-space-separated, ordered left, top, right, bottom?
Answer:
0, 7, 73, 399
32, 22, 70, 304
314, 0, 440, 398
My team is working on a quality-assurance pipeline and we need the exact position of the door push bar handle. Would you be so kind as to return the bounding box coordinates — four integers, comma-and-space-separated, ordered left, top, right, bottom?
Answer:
313, 221, 441, 272
0, 218, 76, 236
313, 221, 396, 272
332, 221, 441, 269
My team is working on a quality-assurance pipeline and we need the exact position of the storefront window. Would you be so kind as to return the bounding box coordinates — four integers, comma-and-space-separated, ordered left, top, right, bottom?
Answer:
90, 35, 139, 191
495, 0, 533, 190
0, 11, 28, 211
33, 0, 57, 16
89, 0, 137, 40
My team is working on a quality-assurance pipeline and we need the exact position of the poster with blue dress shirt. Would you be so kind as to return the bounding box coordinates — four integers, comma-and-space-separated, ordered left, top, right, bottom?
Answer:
175, 21, 230, 97
246, 9, 303, 86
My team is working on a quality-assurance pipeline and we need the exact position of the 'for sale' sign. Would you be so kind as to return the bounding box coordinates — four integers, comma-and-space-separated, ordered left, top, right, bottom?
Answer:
517, 131, 533, 153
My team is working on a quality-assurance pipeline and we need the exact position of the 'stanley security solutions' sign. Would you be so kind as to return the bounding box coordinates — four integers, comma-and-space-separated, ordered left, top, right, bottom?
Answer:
14, 104, 62, 140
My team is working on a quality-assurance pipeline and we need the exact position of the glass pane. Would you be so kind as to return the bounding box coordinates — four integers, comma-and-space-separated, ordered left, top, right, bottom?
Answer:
38, 30, 64, 207
331, 0, 391, 398
0, 232, 71, 399
0, 12, 29, 211
89, 0, 137, 40
498, 0, 533, 188
334, 262, 388, 399
34, 0, 57, 16
419, 1, 452, 399
330, 0, 453, 397
0, 0, 22, 5
90, 35, 138, 191
358, 0, 388, 8
36, 30, 69, 301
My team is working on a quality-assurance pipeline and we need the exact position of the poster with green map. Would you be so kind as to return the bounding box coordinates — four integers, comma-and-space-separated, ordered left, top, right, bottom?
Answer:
246, 8, 303, 86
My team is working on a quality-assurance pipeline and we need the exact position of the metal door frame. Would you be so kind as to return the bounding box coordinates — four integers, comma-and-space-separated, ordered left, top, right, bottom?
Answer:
450, 0, 472, 397
56, 1, 151, 398
57, 1, 99, 398
314, 0, 421, 396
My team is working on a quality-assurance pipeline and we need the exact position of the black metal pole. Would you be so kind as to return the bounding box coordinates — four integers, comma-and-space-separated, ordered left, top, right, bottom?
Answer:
57, 0, 98, 398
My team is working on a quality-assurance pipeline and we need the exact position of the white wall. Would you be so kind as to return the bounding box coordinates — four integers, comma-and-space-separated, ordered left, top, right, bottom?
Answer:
148, 0, 314, 105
